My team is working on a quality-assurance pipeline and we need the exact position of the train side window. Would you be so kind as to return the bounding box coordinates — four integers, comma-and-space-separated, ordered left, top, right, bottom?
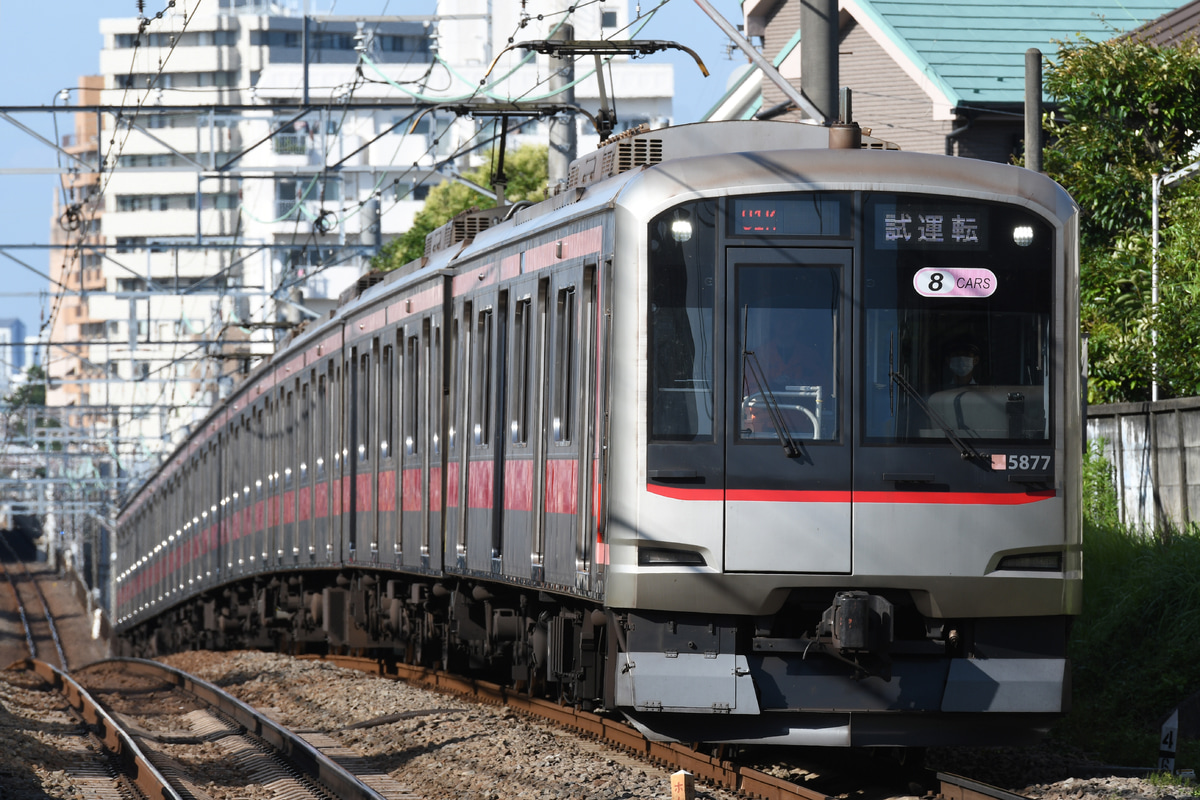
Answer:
450, 313, 462, 454
333, 361, 344, 469
231, 422, 239, 507
553, 286, 576, 444
648, 199, 717, 441
255, 407, 265, 498
300, 382, 310, 480
316, 373, 327, 477
405, 333, 420, 455
381, 344, 394, 460
430, 322, 442, 455
264, 400, 273, 492
473, 308, 493, 447
285, 390, 295, 487
512, 297, 533, 446
358, 349, 371, 463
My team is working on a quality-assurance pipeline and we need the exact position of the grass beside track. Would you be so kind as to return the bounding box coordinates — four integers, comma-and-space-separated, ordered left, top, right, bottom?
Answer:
1055, 444, 1200, 768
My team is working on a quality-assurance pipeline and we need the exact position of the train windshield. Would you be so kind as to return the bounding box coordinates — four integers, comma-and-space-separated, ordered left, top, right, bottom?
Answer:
648, 199, 718, 442
736, 263, 840, 442
862, 194, 1054, 443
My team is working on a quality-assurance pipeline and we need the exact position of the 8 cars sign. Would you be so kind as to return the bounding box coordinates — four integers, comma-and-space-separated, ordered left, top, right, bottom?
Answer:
913, 267, 998, 298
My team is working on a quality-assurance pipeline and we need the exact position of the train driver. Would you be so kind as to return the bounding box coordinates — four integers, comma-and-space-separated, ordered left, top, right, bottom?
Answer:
944, 340, 981, 387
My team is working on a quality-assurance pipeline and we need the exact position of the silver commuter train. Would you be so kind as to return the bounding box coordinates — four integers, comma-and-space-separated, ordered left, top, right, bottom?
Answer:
114, 120, 1082, 748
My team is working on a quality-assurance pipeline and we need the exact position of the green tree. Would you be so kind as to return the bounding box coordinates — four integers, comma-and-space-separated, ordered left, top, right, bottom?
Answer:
1042, 34, 1200, 401
5, 364, 46, 408
372, 144, 549, 271
4, 365, 61, 452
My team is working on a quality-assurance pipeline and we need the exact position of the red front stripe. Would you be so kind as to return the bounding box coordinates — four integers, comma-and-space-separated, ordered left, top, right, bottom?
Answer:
649, 485, 1055, 505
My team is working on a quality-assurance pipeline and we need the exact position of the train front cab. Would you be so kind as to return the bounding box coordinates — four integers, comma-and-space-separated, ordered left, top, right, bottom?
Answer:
608, 157, 1082, 747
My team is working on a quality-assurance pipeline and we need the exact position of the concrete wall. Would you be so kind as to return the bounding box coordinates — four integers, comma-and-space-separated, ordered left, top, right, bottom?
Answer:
1087, 396, 1200, 532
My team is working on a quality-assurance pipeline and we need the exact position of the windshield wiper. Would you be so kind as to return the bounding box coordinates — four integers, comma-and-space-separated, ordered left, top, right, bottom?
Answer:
889, 370, 987, 462
744, 347, 802, 458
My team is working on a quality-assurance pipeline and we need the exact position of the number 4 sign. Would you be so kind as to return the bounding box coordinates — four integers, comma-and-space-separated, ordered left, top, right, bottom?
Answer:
1160, 709, 1179, 774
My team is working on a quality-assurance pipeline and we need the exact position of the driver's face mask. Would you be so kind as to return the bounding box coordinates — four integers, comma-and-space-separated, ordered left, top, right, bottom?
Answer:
948, 356, 975, 377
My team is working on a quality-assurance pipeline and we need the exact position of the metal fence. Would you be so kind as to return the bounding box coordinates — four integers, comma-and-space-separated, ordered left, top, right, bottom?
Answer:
1086, 396, 1200, 531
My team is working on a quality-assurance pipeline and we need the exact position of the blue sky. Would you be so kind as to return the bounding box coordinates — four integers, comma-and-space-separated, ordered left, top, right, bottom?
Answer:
0, 0, 744, 344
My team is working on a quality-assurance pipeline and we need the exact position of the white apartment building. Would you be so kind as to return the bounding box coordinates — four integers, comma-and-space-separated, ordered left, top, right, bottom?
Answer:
46, 0, 673, 482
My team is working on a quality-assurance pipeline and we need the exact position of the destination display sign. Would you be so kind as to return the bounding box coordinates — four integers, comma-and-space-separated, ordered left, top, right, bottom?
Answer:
874, 204, 987, 249
730, 195, 845, 237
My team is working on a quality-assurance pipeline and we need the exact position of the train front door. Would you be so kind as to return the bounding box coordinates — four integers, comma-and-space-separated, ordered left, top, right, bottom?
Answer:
723, 248, 852, 573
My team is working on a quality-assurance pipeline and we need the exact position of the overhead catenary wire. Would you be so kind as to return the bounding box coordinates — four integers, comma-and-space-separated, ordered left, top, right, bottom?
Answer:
33, 1, 681, 502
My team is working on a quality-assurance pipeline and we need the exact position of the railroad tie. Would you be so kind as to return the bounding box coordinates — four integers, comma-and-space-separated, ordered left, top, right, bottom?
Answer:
188, 709, 336, 800
298, 731, 424, 800
134, 735, 219, 800
63, 734, 140, 800
184, 708, 241, 740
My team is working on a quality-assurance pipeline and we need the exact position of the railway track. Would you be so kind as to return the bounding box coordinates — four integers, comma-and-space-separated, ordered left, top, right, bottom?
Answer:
0, 534, 69, 670
67, 658, 423, 800
0, 541, 421, 798
0, 553, 169, 798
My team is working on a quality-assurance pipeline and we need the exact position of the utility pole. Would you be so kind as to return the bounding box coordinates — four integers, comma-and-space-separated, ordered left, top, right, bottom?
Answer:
800, 0, 838, 124
1025, 49, 1043, 173
548, 23, 577, 188
1151, 157, 1200, 401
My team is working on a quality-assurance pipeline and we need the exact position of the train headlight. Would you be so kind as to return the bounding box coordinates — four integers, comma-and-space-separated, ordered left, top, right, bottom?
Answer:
670, 218, 693, 243
1012, 225, 1034, 246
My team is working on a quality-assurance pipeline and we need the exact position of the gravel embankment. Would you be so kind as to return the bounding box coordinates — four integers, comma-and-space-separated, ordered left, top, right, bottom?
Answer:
0, 645, 1189, 800
161, 650, 744, 800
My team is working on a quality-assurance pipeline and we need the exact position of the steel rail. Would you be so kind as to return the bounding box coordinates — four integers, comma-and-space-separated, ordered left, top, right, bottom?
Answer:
0, 556, 36, 660
106, 658, 392, 800
26, 658, 183, 800
0, 535, 69, 671
938, 773, 1036, 800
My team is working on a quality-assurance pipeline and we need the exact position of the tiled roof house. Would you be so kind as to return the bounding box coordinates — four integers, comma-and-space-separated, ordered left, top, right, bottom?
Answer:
710, 0, 1181, 160
1129, 0, 1200, 44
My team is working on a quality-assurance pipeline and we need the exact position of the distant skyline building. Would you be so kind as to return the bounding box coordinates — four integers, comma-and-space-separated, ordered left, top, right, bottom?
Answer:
0, 317, 27, 373
0, 318, 26, 398
44, 0, 674, 480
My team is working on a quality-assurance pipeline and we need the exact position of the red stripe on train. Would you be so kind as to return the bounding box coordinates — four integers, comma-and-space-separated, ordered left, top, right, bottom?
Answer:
402, 468, 423, 512
314, 483, 328, 518
505, 460, 533, 512
356, 473, 373, 512
299, 487, 312, 521
649, 485, 1055, 505
468, 460, 493, 508
856, 489, 1055, 505
545, 459, 578, 515
378, 470, 397, 512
